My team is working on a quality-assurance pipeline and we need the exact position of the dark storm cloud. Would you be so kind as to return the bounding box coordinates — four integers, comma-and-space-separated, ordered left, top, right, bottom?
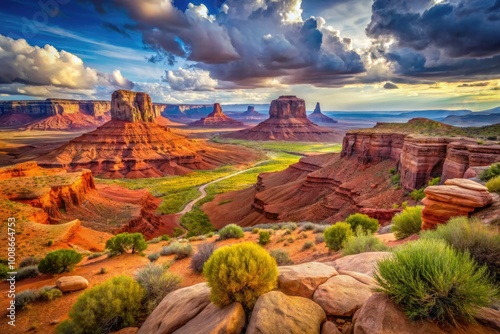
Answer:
383, 82, 399, 89
109, 0, 365, 89
366, 0, 500, 81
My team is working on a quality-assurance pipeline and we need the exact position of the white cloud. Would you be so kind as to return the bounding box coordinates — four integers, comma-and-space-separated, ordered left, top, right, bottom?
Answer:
164, 67, 218, 91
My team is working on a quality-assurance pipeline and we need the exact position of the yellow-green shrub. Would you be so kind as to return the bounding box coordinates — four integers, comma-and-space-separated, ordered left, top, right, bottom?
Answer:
486, 175, 500, 193
56, 276, 144, 334
203, 242, 278, 310
324, 222, 353, 251
391, 206, 423, 239
345, 213, 379, 234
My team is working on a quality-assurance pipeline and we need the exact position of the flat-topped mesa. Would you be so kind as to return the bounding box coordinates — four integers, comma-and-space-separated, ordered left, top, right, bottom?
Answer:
269, 96, 307, 119
244, 106, 257, 115
189, 103, 244, 127
111, 90, 155, 122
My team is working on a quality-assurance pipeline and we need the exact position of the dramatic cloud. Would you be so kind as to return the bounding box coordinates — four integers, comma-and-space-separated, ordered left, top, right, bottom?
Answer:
383, 82, 399, 89
163, 67, 218, 91
0, 34, 134, 95
112, 0, 365, 89
458, 82, 490, 88
366, 0, 500, 81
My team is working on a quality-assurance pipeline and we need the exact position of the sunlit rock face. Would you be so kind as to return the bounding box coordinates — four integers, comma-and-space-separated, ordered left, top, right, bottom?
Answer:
111, 90, 155, 123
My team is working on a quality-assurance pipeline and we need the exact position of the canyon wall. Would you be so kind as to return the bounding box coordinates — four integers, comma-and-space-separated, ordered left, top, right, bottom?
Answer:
341, 131, 500, 190
0, 99, 111, 116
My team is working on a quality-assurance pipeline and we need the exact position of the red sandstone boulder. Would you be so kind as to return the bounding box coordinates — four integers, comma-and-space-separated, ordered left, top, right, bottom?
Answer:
421, 178, 493, 229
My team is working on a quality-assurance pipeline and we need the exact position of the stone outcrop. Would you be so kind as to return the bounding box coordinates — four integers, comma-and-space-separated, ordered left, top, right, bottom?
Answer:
421, 178, 493, 229
55, 276, 89, 292
341, 132, 406, 164
111, 90, 155, 122
278, 262, 338, 298
246, 291, 326, 334
189, 103, 244, 127
308, 103, 337, 124
223, 96, 341, 142
313, 274, 373, 316
326, 252, 392, 277
36, 91, 261, 178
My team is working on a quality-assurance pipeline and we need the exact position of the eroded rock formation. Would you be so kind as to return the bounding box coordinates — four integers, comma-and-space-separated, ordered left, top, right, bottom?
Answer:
111, 90, 155, 122
421, 178, 493, 229
223, 96, 341, 141
189, 103, 244, 127
308, 103, 337, 124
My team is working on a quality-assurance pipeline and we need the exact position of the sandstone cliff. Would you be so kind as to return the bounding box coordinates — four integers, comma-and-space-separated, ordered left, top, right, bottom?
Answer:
111, 90, 155, 122
189, 103, 244, 127
224, 96, 342, 142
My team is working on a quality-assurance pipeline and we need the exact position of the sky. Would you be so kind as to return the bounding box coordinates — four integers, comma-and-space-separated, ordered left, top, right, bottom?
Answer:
0, 0, 499, 111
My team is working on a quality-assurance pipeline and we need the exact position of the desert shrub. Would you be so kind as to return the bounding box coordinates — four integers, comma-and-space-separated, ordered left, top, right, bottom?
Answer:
180, 208, 215, 237
19, 256, 39, 268
389, 167, 396, 175
297, 232, 308, 239
252, 228, 259, 234
315, 234, 325, 244
147, 237, 162, 244
313, 224, 328, 234
190, 242, 217, 273
38, 249, 83, 274
324, 222, 353, 251
345, 213, 379, 234
282, 222, 298, 231
171, 227, 184, 238
160, 242, 193, 259
486, 175, 500, 193
409, 188, 425, 201
160, 234, 170, 241
480, 163, 500, 181
391, 174, 400, 187
427, 177, 441, 186
135, 263, 181, 313
203, 242, 278, 310
87, 252, 104, 260
206, 232, 215, 238
391, 206, 423, 239
374, 239, 498, 325
47, 240, 53, 247
38, 286, 63, 301
188, 235, 207, 242
218, 224, 244, 240
342, 230, 388, 255
259, 231, 271, 245
299, 222, 316, 231
15, 289, 37, 310
269, 249, 293, 265
0, 263, 9, 279
105, 232, 147, 255
99, 267, 107, 275
421, 216, 500, 283
57, 276, 144, 334
301, 241, 314, 251
147, 253, 160, 263
15, 265, 39, 280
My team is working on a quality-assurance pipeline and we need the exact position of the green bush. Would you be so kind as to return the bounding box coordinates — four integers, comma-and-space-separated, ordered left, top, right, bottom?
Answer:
421, 216, 500, 283
38, 286, 63, 301
480, 163, 500, 181
171, 227, 184, 238
324, 222, 354, 251
19, 256, 39, 268
203, 242, 278, 310
374, 239, 497, 325
0, 263, 9, 279
486, 175, 500, 193
190, 242, 217, 273
345, 213, 379, 234
105, 233, 147, 255
15, 289, 37, 310
38, 249, 83, 274
409, 188, 425, 201
47, 240, 53, 247
147, 253, 160, 262
180, 208, 215, 237
15, 265, 39, 280
391, 206, 423, 240
252, 228, 259, 234
135, 263, 181, 313
218, 224, 244, 240
161, 242, 193, 259
391, 174, 400, 187
342, 229, 388, 255
269, 249, 293, 266
57, 276, 144, 334
259, 231, 271, 245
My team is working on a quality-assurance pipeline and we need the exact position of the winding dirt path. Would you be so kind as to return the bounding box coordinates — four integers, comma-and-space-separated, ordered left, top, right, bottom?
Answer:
180, 160, 269, 215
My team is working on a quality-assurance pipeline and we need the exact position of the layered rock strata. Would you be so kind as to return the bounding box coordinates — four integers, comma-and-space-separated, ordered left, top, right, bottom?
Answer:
223, 96, 341, 141
421, 178, 493, 229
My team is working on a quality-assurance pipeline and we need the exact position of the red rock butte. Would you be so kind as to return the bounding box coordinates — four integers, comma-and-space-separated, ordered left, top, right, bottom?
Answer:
223, 96, 342, 141
36, 90, 260, 178
308, 102, 338, 124
189, 103, 244, 127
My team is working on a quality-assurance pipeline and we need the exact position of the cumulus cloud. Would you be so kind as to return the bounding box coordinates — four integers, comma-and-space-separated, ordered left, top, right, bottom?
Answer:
163, 68, 218, 91
112, 0, 365, 88
0, 34, 134, 94
366, 0, 500, 81
383, 82, 399, 89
